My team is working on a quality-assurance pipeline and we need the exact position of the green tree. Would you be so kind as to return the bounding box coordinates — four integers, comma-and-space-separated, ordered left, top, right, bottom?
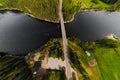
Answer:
81, 42, 96, 50
100, 39, 120, 48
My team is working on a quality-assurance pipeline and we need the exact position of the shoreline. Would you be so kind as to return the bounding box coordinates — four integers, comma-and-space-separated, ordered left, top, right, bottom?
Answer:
64, 8, 116, 23
0, 8, 117, 24
0, 8, 60, 23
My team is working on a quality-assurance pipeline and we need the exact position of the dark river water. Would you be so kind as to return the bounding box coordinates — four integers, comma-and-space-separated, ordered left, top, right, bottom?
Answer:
0, 10, 61, 55
66, 11, 120, 41
0, 10, 120, 55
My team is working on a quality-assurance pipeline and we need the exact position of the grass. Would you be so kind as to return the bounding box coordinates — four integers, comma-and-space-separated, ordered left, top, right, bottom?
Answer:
63, 0, 120, 21
68, 40, 103, 80
0, 0, 119, 22
69, 48, 90, 80
0, 0, 120, 22
68, 37, 120, 80
63, 0, 80, 21
92, 47, 120, 80
0, 0, 59, 22
78, 0, 111, 9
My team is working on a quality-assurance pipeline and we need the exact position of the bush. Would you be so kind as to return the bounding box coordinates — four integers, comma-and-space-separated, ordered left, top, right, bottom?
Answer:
100, 0, 118, 4
91, 0, 98, 4
80, 42, 96, 50
99, 39, 120, 48
68, 37, 81, 45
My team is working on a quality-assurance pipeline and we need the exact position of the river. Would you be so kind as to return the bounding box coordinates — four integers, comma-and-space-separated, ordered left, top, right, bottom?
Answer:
0, 10, 120, 55
66, 11, 120, 41
0, 10, 61, 55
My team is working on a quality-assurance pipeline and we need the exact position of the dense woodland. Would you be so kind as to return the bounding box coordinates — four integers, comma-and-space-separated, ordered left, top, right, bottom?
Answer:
0, 56, 33, 80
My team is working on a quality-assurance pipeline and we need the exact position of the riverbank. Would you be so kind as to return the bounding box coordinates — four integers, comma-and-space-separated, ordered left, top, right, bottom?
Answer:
26, 36, 120, 80
1, 36, 120, 80
64, 8, 117, 23
0, 0, 120, 23
0, 8, 117, 24
0, 8, 60, 23
63, 0, 120, 23
0, 0, 60, 23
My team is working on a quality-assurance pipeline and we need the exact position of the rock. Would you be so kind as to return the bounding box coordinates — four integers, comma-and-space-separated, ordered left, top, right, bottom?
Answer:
104, 33, 119, 41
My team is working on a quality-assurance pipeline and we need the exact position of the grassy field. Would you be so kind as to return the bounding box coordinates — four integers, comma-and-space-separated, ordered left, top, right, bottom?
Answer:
63, 0, 80, 21
68, 39, 103, 80
68, 37, 120, 80
63, 0, 120, 21
92, 47, 120, 80
0, 0, 59, 22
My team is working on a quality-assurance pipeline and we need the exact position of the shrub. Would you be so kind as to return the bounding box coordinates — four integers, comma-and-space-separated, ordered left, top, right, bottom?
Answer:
100, 39, 120, 48
80, 42, 96, 50
100, 0, 118, 4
